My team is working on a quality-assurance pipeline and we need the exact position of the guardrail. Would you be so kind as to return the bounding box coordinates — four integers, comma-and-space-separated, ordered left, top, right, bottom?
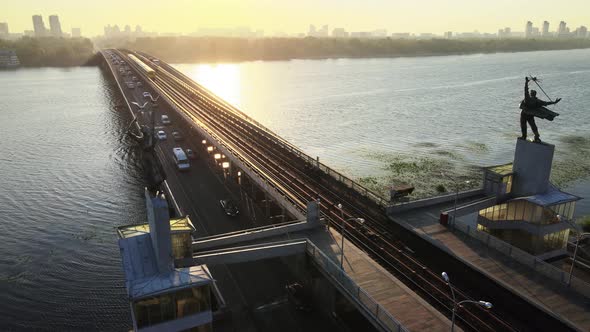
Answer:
154, 58, 389, 208
305, 241, 409, 332
451, 221, 590, 299
119, 50, 308, 219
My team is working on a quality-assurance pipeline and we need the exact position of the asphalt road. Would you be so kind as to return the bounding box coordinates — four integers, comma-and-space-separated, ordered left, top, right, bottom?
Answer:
106, 55, 346, 332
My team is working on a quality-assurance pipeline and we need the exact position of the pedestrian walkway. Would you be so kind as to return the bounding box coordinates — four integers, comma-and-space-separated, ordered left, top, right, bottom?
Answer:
306, 228, 458, 332
396, 206, 590, 331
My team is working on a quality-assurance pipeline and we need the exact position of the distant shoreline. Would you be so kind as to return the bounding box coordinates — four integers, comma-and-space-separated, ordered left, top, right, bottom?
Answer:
161, 47, 590, 65
3, 36, 590, 68
97, 36, 590, 66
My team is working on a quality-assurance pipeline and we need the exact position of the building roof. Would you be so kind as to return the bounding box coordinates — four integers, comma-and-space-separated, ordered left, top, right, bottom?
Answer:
511, 186, 581, 207
117, 216, 195, 239
118, 233, 210, 300
486, 163, 514, 176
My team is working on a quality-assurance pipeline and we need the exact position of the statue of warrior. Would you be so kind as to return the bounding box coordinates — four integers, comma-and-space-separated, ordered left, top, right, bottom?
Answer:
519, 77, 561, 143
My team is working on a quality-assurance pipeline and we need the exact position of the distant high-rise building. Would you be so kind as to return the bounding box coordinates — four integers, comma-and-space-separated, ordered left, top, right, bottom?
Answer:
444, 31, 453, 39
135, 25, 142, 34
558, 21, 568, 37
391, 32, 411, 39
49, 15, 62, 37
71, 28, 81, 38
308, 24, 316, 37
32, 15, 47, 37
332, 28, 348, 38
372, 29, 388, 38
318, 25, 329, 37
542, 21, 550, 36
525, 21, 533, 38
0, 22, 8, 36
498, 27, 512, 38
124, 25, 131, 35
576, 26, 588, 38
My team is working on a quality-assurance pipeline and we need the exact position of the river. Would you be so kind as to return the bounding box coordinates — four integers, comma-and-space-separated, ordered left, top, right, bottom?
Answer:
0, 49, 589, 330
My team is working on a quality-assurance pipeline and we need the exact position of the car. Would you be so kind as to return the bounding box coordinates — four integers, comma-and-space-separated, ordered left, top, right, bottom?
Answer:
171, 130, 183, 141
136, 81, 142, 87
156, 130, 167, 140
161, 115, 171, 125
127, 82, 135, 89
219, 199, 239, 216
186, 148, 196, 159
143, 91, 151, 98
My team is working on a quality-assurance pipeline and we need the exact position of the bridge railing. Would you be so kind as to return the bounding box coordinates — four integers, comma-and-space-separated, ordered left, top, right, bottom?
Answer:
452, 221, 590, 299
120, 50, 309, 218
306, 241, 409, 332
154, 58, 389, 209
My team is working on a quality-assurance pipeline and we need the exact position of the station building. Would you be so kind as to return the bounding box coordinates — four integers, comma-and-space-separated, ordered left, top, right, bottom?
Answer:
117, 189, 215, 332
478, 139, 580, 258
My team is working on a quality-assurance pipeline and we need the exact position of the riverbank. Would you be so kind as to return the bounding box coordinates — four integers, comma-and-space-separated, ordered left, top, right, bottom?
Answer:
99, 36, 590, 64
0, 37, 94, 67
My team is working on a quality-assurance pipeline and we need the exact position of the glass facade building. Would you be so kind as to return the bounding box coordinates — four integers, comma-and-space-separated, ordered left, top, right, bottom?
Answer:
477, 188, 579, 256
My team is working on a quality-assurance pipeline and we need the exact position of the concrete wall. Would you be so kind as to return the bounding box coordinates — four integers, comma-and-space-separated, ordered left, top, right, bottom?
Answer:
388, 188, 484, 214
512, 139, 554, 196
145, 189, 173, 273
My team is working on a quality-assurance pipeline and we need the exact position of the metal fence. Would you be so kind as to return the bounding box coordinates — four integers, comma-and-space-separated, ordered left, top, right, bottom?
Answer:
161, 62, 389, 208
451, 221, 590, 299
305, 241, 409, 332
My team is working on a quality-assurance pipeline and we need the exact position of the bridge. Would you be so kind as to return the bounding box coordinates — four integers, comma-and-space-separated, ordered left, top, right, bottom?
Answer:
99, 49, 582, 332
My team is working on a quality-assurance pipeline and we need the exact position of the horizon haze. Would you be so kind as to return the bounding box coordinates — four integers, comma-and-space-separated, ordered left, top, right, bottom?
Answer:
2, 0, 590, 36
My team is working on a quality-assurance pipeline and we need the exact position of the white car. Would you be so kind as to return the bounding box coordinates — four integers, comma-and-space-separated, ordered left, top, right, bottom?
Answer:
156, 130, 167, 140
161, 115, 171, 125
143, 91, 151, 98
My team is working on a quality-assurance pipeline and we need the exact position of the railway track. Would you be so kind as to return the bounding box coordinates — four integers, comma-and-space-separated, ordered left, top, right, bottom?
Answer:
114, 50, 575, 332
121, 51, 516, 332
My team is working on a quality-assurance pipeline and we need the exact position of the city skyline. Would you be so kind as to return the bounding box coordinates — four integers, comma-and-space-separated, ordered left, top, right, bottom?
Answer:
1, 15, 589, 40
2, 0, 590, 37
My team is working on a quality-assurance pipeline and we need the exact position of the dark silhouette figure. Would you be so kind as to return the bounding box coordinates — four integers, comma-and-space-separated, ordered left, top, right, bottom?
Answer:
520, 77, 561, 142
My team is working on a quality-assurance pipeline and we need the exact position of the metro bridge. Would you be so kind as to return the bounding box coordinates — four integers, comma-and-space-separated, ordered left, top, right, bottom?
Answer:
99, 49, 580, 332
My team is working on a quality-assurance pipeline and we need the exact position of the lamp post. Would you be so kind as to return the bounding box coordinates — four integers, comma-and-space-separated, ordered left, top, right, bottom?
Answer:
441, 173, 470, 225
339, 216, 365, 269
442, 272, 492, 332
557, 215, 590, 285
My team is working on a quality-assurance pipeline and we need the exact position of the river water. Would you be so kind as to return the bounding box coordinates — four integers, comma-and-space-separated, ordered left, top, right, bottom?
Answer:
0, 49, 589, 330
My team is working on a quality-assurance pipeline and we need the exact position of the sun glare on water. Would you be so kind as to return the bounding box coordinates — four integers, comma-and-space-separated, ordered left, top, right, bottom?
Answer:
189, 64, 241, 107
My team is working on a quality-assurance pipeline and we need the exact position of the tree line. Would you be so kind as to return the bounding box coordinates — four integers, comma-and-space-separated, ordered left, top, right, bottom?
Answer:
0, 37, 94, 67
102, 36, 590, 63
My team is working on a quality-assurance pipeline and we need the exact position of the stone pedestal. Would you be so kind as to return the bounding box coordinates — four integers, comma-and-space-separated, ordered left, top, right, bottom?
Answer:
511, 139, 554, 196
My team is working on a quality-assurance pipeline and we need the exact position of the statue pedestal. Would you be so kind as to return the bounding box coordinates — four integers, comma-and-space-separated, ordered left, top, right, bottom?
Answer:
511, 139, 554, 196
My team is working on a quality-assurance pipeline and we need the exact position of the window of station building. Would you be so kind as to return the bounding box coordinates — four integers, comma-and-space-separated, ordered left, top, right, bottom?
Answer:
550, 202, 576, 221
477, 224, 490, 233
502, 175, 513, 194
133, 285, 212, 329
171, 232, 192, 260
543, 229, 568, 251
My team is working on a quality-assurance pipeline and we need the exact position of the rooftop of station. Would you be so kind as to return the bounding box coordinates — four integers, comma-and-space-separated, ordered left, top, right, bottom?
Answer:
119, 232, 211, 300
486, 163, 514, 176
510, 184, 581, 207
117, 216, 195, 239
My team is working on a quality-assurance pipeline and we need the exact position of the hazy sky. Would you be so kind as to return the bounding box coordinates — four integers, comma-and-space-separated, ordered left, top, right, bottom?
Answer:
3, 0, 590, 36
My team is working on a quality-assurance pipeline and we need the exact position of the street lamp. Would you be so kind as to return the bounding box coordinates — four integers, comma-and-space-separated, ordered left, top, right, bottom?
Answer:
557, 215, 590, 285
441, 271, 492, 332
441, 173, 471, 225
339, 214, 365, 270
201, 139, 207, 145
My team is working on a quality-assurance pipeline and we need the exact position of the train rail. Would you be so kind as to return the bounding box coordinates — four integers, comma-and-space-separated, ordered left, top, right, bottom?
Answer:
112, 49, 575, 332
